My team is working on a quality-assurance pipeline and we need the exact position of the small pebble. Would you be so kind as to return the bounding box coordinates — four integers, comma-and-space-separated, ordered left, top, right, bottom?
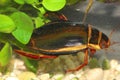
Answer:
51, 74, 64, 80
103, 70, 110, 80
115, 64, 120, 71
18, 71, 36, 80
74, 70, 84, 78
38, 73, 50, 80
5, 76, 19, 80
115, 74, 120, 80
14, 59, 26, 70
62, 73, 76, 80
110, 59, 118, 69
0, 72, 2, 76
85, 68, 103, 80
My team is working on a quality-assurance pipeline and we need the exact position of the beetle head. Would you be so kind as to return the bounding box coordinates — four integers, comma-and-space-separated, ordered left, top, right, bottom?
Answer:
99, 33, 110, 49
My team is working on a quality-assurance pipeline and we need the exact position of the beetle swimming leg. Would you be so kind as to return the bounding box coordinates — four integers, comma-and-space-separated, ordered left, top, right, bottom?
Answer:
66, 49, 88, 72
14, 49, 58, 59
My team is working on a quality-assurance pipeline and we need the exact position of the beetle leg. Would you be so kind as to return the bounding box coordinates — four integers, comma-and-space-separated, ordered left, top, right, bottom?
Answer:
66, 49, 88, 72
90, 49, 96, 57
14, 49, 58, 59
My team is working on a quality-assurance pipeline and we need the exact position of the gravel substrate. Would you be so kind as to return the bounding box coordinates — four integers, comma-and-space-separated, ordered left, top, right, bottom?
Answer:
0, 57, 120, 80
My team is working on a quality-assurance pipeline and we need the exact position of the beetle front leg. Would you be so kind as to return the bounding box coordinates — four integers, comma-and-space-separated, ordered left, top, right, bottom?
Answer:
66, 49, 88, 72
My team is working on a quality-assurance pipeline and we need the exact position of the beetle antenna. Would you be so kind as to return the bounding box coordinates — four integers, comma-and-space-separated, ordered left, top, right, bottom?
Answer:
108, 28, 116, 40
108, 25, 120, 46
111, 41, 120, 46
104, 48, 116, 54
82, 0, 93, 23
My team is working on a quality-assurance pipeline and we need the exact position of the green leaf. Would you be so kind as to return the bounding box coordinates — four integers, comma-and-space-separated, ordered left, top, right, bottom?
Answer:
0, 0, 11, 7
11, 12, 34, 44
34, 17, 45, 28
14, 0, 25, 4
25, 0, 38, 4
0, 42, 12, 67
0, 14, 16, 33
39, 7, 46, 14
42, 0, 66, 11
21, 57, 38, 73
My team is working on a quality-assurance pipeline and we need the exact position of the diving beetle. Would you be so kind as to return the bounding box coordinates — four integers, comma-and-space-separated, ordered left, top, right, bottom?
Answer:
14, 0, 111, 72
14, 20, 110, 72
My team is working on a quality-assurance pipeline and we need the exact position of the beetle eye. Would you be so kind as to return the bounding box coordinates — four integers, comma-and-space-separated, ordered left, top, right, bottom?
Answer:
100, 40, 108, 49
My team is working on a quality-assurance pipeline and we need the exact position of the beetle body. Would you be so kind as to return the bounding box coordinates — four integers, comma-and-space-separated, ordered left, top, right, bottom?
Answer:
31, 21, 110, 54
13, 0, 111, 72
14, 21, 110, 72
